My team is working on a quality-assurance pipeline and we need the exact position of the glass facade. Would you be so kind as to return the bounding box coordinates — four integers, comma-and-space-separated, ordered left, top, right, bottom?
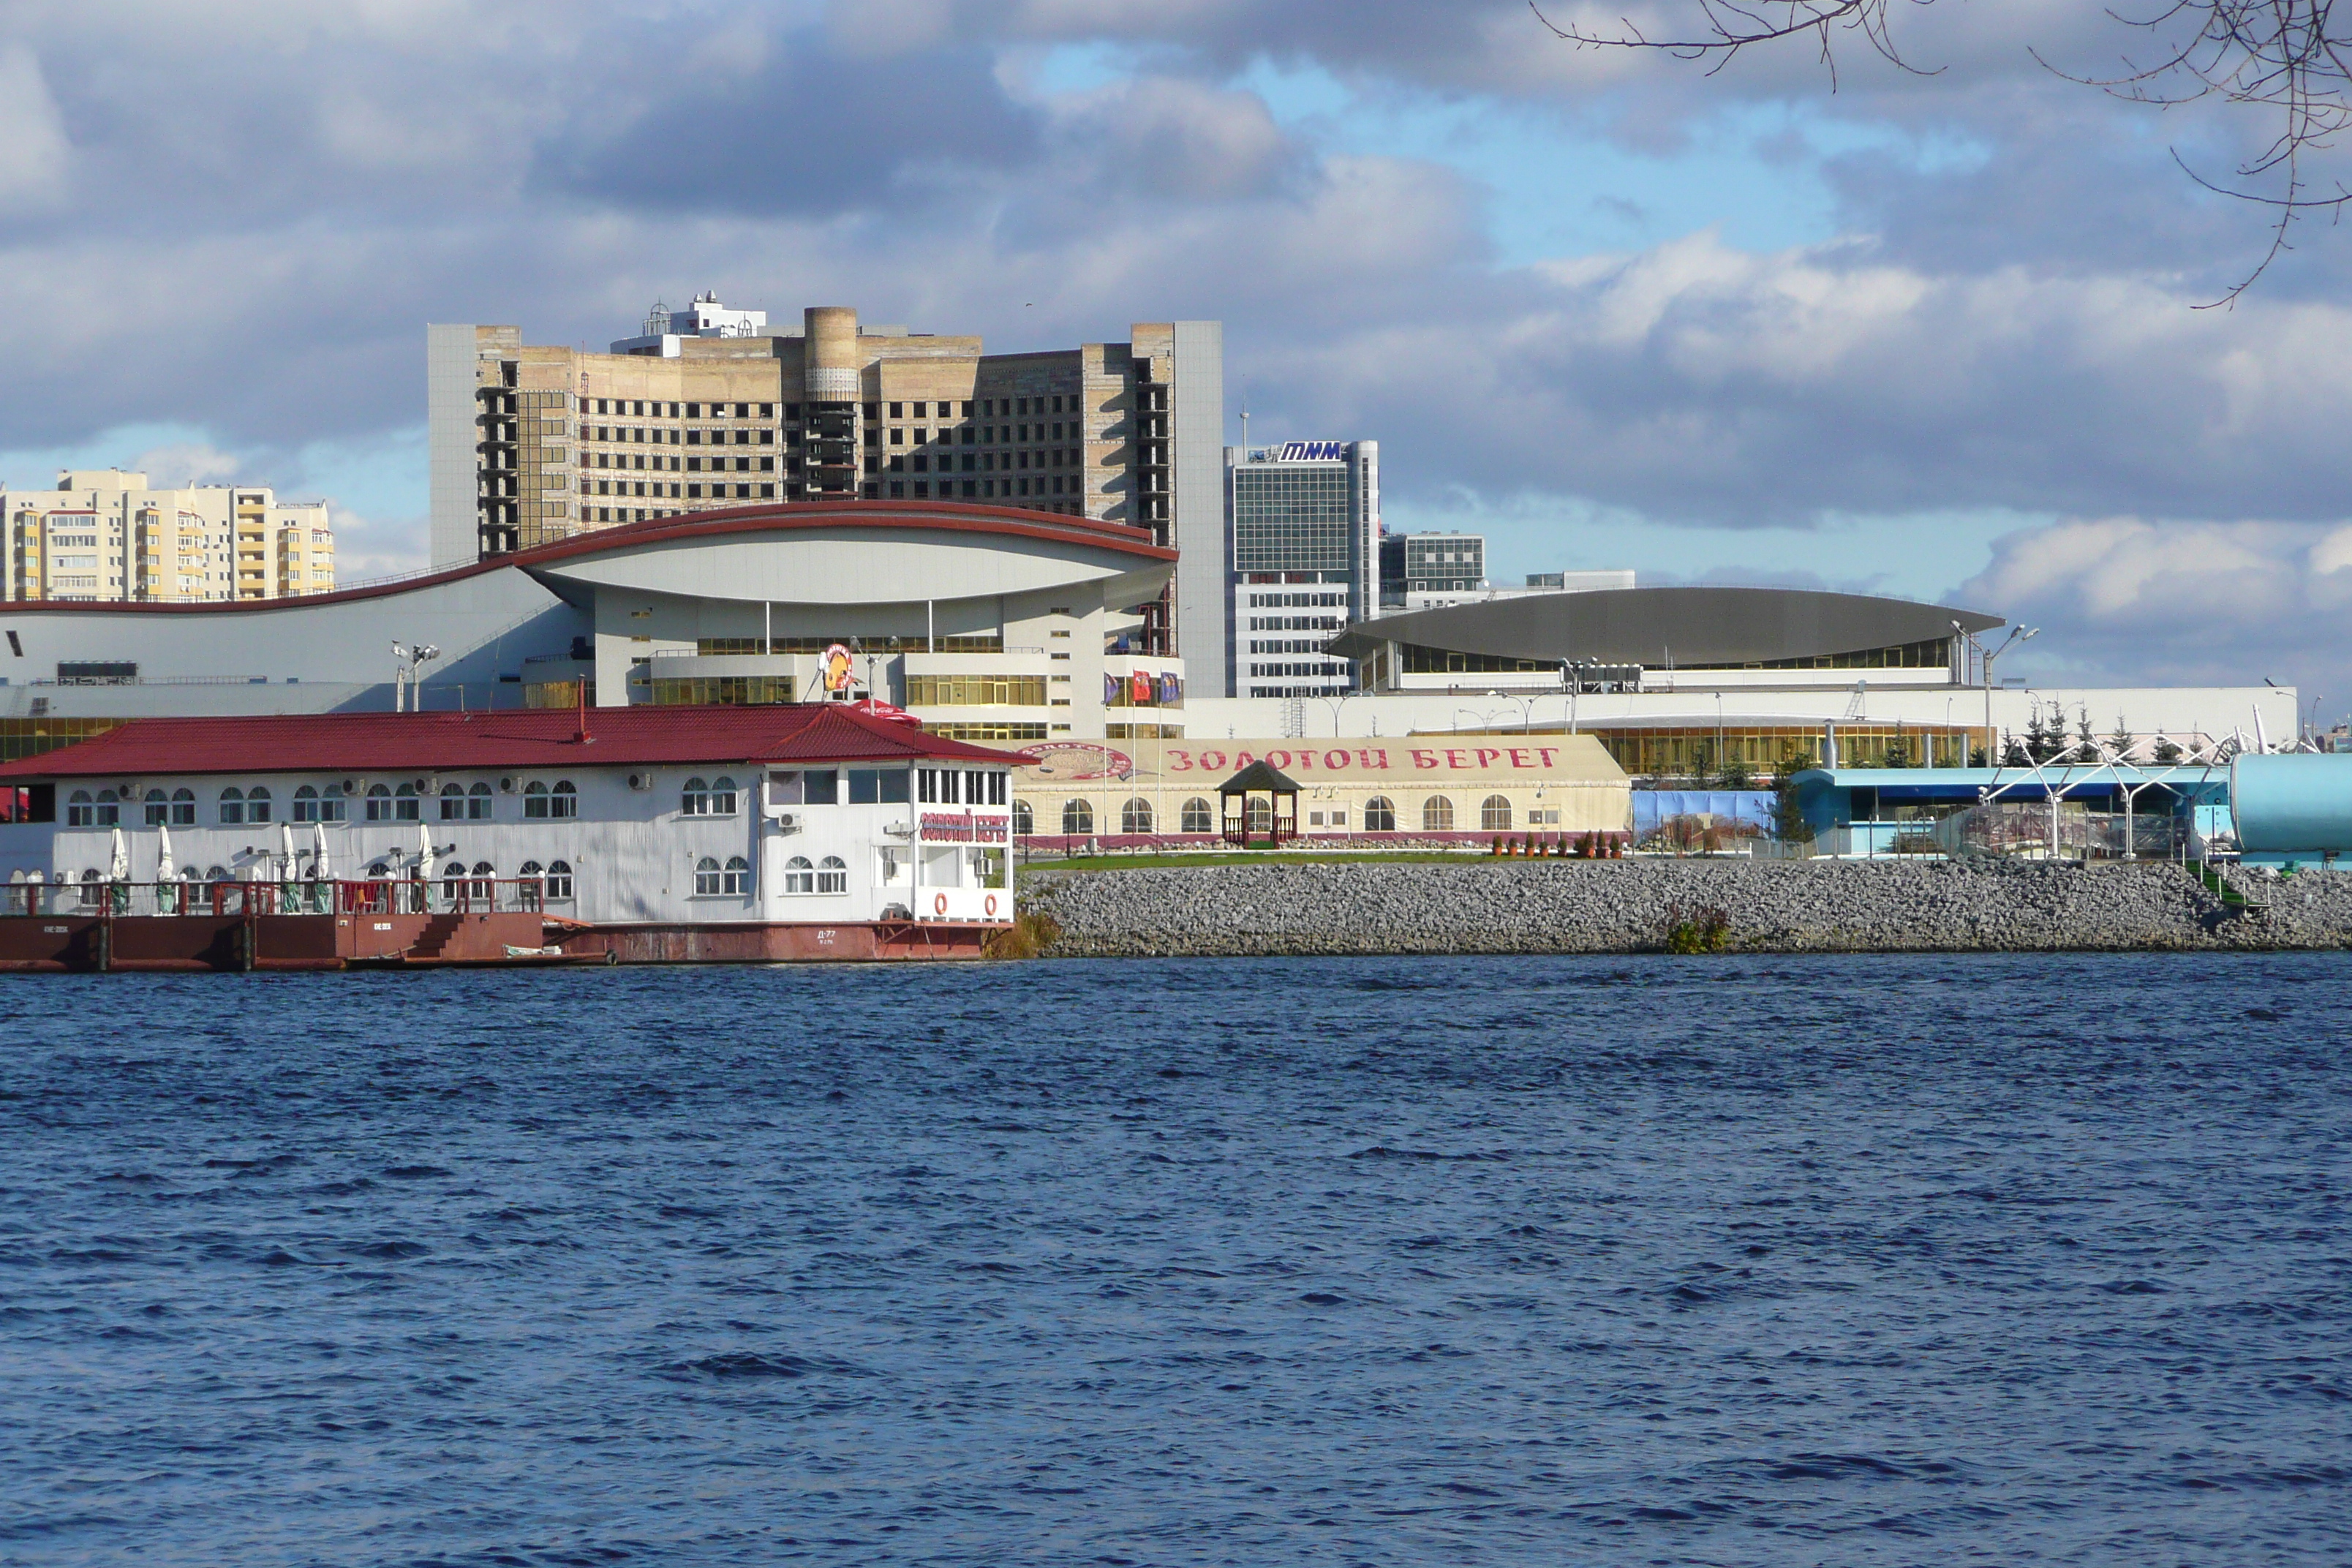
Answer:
925, 721, 1048, 742
0, 717, 122, 762
695, 635, 1003, 655
1231, 465, 1354, 575
1403, 638, 1952, 676
649, 676, 794, 705
1588, 725, 1983, 776
905, 675, 1047, 707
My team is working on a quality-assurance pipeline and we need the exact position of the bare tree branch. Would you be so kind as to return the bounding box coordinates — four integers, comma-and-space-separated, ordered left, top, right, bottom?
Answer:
1533, 1, 2352, 304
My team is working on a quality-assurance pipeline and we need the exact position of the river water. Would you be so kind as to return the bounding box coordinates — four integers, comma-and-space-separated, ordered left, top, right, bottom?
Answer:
2, 954, 2347, 1566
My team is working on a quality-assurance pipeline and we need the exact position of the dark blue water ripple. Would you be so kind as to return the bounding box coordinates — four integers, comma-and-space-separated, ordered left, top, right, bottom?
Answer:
1, 954, 2348, 1566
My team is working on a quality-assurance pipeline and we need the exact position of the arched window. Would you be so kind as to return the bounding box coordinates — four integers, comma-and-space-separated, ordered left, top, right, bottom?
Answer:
523, 781, 550, 819
466, 783, 492, 820
729, 855, 759, 894
293, 785, 321, 823
206, 865, 231, 882
551, 781, 578, 819
442, 862, 467, 902
366, 783, 395, 821
144, 788, 169, 826
218, 786, 244, 826
682, 776, 709, 815
67, 790, 93, 828
1121, 798, 1153, 834
1363, 796, 1396, 832
366, 860, 391, 880
709, 776, 738, 815
812, 856, 842, 894
783, 855, 814, 894
440, 783, 466, 821
519, 859, 543, 884
1245, 798, 1271, 832
320, 784, 347, 822
244, 787, 271, 824
80, 867, 102, 905
167, 787, 195, 826
695, 856, 723, 895
545, 860, 574, 901
1479, 794, 1512, 832
1061, 799, 1093, 835
93, 788, 120, 826
1423, 796, 1455, 832
469, 860, 495, 899
1011, 799, 1034, 836
1180, 796, 1213, 833
394, 782, 420, 821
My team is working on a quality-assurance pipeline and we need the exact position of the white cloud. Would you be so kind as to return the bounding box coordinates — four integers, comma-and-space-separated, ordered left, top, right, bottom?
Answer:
0, 47, 69, 209
1956, 516, 2352, 694
126, 440, 246, 488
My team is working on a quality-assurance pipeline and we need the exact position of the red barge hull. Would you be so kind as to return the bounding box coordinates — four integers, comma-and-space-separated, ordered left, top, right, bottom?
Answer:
0, 912, 999, 970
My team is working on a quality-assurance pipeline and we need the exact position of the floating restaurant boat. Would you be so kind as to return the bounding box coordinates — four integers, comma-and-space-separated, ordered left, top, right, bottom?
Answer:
0, 704, 1018, 969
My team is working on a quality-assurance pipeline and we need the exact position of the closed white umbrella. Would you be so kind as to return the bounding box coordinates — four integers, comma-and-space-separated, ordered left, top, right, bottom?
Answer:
155, 821, 176, 884
279, 821, 297, 883
108, 826, 129, 882
312, 820, 331, 884
415, 820, 434, 879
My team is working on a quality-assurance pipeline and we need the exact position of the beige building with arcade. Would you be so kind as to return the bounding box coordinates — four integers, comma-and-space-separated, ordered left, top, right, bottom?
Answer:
4, 470, 333, 604
1009, 734, 1631, 845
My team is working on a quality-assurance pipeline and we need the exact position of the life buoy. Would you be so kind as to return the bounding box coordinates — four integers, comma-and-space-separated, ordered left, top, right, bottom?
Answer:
933, 892, 949, 916
984, 894, 998, 918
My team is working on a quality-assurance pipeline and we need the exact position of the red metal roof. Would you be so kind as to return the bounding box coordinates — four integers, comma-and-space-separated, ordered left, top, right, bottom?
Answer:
0, 500, 1174, 617
0, 704, 1025, 780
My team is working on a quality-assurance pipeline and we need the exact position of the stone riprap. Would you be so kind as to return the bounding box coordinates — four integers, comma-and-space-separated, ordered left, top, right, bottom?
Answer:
1019, 857, 2352, 956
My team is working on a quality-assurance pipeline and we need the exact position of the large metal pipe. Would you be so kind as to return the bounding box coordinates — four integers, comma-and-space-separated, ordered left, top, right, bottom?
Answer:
2230, 753, 2352, 851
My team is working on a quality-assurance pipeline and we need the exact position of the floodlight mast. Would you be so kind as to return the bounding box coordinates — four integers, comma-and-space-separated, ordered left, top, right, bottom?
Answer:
391, 641, 444, 712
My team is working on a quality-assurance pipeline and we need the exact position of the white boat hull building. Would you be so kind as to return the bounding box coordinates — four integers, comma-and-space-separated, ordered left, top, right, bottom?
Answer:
0, 705, 1020, 968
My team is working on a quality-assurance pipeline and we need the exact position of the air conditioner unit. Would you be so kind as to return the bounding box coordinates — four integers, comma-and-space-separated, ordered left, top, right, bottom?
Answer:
774, 812, 800, 834
340, 778, 358, 794
412, 778, 430, 794
627, 772, 654, 791
499, 776, 519, 794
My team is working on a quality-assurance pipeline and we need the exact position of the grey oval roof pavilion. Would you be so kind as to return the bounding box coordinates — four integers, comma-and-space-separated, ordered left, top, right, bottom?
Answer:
1325, 586, 2004, 667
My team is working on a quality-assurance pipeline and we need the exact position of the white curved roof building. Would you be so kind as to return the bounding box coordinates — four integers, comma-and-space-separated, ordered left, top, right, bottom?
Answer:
0, 501, 1184, 755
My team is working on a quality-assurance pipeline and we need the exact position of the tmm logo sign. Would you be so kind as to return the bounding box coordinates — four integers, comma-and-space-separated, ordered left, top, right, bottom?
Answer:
1277, 440, 1348, 462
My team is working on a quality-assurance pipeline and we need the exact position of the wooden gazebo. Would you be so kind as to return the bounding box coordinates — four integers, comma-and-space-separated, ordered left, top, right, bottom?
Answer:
1218, 759, 1300, 847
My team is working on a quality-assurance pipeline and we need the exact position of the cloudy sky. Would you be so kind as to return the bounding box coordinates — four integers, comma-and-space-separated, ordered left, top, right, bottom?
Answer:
3, 1, 2348, 716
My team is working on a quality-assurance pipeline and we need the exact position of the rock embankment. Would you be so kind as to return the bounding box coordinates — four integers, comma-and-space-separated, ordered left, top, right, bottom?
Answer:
1019, 858, 2352, 956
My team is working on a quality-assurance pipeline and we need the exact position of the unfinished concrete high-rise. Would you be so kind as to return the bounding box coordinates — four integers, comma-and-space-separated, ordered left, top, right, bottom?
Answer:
426, 300, 1222, 660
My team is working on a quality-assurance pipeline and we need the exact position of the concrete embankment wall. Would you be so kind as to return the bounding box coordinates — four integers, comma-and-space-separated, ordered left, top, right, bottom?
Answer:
1021, 859, 2352, 956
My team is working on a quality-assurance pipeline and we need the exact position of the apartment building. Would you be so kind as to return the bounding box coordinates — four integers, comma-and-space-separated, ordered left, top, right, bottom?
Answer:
3, 471, 333, 604
426, 301, 1223, 661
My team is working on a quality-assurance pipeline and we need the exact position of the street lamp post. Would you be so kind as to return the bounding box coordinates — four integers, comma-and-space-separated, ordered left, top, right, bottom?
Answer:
1957, 622, 2036, 764
1319, 691, 1368, 737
